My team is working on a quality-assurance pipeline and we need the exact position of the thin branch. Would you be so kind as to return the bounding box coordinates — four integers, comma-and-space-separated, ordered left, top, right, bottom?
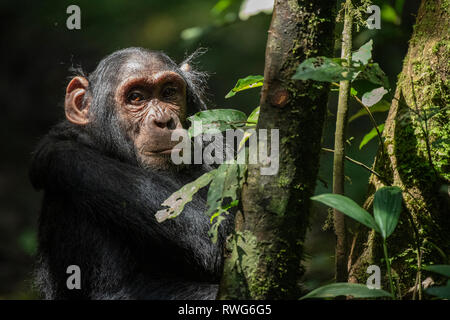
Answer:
352, 95, 385, 157
322, 148, 386, 181
332, 0, 353, 283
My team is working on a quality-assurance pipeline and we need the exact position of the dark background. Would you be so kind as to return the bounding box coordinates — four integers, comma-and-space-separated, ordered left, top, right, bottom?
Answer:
0, 0, 420, 298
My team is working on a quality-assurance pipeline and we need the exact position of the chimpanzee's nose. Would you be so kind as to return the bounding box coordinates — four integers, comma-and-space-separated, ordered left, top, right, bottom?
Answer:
151, 113, 177, 130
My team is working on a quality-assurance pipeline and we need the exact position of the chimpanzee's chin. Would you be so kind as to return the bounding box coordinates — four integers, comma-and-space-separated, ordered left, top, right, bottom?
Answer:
139, 154, 187, 172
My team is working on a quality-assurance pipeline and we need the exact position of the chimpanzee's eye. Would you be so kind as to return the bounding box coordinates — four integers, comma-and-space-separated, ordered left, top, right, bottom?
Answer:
162, 87, 177, 99
127, 90, 146, 103
128, 92, 144, 102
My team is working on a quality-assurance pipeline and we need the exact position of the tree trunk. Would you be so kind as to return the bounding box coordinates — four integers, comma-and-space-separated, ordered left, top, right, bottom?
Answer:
217, 0, 337, 299
349, 0, 450, 299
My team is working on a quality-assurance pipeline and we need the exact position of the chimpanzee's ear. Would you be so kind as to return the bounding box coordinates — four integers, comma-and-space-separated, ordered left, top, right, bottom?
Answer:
65, 76, 90, 125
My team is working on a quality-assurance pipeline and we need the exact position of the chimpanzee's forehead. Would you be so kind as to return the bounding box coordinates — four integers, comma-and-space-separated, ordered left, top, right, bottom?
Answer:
119, 53, 177, 77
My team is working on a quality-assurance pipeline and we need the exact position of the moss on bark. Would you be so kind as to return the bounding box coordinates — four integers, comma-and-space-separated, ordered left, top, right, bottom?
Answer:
349, 0, 450, 299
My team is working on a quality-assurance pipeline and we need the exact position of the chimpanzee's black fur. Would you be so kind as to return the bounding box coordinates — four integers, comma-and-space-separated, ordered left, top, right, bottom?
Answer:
30, 48, 233, 300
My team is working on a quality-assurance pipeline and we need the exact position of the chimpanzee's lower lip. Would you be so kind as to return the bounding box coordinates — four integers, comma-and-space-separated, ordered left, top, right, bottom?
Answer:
144, 148, 182, 155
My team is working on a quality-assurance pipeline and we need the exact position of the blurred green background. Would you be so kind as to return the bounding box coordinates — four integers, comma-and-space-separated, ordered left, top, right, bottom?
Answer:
0, 0, 420, 298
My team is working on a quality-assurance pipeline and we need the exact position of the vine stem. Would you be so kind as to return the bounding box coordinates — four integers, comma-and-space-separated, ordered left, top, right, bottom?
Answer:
332, 0, 353, 283
383, 239, 396, 299
321, 148, 385, 180
352, 95, 386, 159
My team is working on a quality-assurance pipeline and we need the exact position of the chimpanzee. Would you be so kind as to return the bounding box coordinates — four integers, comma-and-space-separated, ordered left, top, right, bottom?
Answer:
29, 47, 234, 300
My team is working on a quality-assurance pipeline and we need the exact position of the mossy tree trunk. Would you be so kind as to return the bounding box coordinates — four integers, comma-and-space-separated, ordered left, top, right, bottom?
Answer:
349, 0, 450, 299
217, 0, 337, 299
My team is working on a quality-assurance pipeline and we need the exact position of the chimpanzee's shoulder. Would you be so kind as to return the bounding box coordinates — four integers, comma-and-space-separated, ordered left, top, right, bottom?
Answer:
46, 121, 93, 146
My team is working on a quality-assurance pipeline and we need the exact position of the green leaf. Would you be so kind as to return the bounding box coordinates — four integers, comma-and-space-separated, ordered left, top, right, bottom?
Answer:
225, 75, 264, 98
312, 194, 380, 232
300, 283, 392, 300
238, 106, 260, 149
247, 106, 260, 125
187, 109, 247, 137
206, 162, 245, 242
362, 87, 388, 107
395, 0, 406, 15
373, 186, 403, 239
381, 4, 401, 25
359, 124, 385, 150
425, 285, 450, 299
293, 57, 362, 82
352, 40, 373, 65
356, 63, 390, 89
238, 130, 254, 151
293, 57, 388, 88
349, 100, 390, 123
423, 265, 450, 278
180, 27, 205, 41
208, 214, 227, 243
211, 0, 233, 16
351, 78, 384, 99
155, 170, 217, 222
206, 162, 244, 217
18, 230, 37, 256
208, 200, 238, 243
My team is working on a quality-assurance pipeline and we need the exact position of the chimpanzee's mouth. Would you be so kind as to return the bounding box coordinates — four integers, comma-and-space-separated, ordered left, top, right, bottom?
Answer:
143, 148, 182, 156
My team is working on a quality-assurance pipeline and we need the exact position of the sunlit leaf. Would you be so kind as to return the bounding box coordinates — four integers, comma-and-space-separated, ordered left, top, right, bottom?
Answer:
311, 194, 380, 232
225, 75, 264, 98
211, 0, 234, 16
180, 27, 205, 41
300, 283, 392, 300
237, 130, 253, 151
351, 78, 383, 99
362, 87, 388, 107
359, 124, 385, 150
208, 214, 227, 243
373, 186, 403, 239
155, 170, 217, 222
247, 106, 260, 124
381, 4, 401, 25
236, 106, 260, 150
239, 0, 274, 20
352, 40, 373, 65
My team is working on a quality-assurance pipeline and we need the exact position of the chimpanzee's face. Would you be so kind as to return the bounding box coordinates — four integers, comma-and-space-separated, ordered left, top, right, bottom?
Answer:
64, 52, 190, 169
114, 56, 187, 168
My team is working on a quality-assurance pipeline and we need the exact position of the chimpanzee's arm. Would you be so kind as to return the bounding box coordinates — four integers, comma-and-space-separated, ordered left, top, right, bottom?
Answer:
30, 136, 228, 278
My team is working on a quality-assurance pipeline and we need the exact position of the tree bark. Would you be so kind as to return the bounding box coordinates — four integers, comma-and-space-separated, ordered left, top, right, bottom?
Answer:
217, 0, 337, 299
349, 0, 450, 299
